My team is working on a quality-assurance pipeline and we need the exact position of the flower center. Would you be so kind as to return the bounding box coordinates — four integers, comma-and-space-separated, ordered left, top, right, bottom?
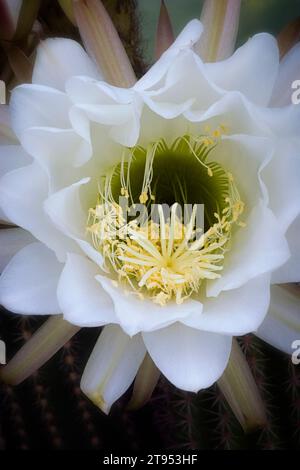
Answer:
87, 131, 245, 305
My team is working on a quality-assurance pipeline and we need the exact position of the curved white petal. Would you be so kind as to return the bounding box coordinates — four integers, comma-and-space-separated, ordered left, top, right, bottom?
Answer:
0, 242, 62, 314
10, 85, 71, 141
184, 274, 270, 335
207, 202, 290, 297
81, 325, 146, 414
96, 275, 202, 336
143, 323, 232, 392
138, 50, 221, 119
44, 177, 100, 265
271, 43, 300, 107
0, 144, 31, 178
256, 285, 300, 354
262, 138, 300, 233
21, 127, 92, 191
66, 76, 135, 105
0, 228, 35, 272
66, 77, 142, 149
32, 38, 102, 91
44, 177, 91, 239
272, 215, 300, 284
135, 19, 203, 92
214, 134, 272, 211
71, 102, 141, 147
205, 33, 279, 106
140, 91, 274, 149
246, 100, 300, 139
0, 163, 77, 261
57, 253, 116, 327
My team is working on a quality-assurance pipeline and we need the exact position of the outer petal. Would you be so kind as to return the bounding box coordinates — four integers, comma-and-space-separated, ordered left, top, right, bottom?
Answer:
0, 163, 78, 261
10, 85, 71, 141
205, 33, 279, 106
256, 285, 300, 354
272, 215, 300, 284
96, 275, 202, 336
271, 43, 300, 107
0, 228, 35, 272
207, 202, 290, 297
143, 323, 232, 392
57, 253, 116, 327
81, 325, 146, 414
184, 274, 270, 335
0, 242, 62, 314
32, 38, 102, 91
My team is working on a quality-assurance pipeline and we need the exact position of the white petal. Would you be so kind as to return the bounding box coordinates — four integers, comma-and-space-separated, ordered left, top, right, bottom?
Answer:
57, 253, 116, 327
205, 33, 279, 106
10, 84, 71, 141
0, 163, 77, 261
138, 50, 221, 119
66, 75, 135, 105
96, 275, 202, 336
251, 102, 300, 139
21, 127, 92, 191
272, 215, 300, 283
184, 274, 271, 335
207, 202, 290, 297
214, 134, 272, 210
143, 323, 232, 392
271, 43, 300, 107
138, 107, 191, 147
44, 177, 92, 240
32, 38, 102, 91
0, 145, 31, 178
262, 138, 300, 233
88, 121, 124, 170
0, 242, 62, 314
66, 77, 142, 148
71, 103, 141, 147
81, 325, 146, 413
44, 177, 100, 265
135, 19, 203, 92
256, 285, 300, 354
139, 92, 270, 145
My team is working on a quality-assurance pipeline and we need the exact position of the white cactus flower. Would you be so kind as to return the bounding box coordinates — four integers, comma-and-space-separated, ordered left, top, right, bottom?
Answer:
0, 19, 299, 414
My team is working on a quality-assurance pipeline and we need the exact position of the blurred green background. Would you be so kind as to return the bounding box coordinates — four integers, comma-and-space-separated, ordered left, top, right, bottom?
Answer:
138, 0, 300, 61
